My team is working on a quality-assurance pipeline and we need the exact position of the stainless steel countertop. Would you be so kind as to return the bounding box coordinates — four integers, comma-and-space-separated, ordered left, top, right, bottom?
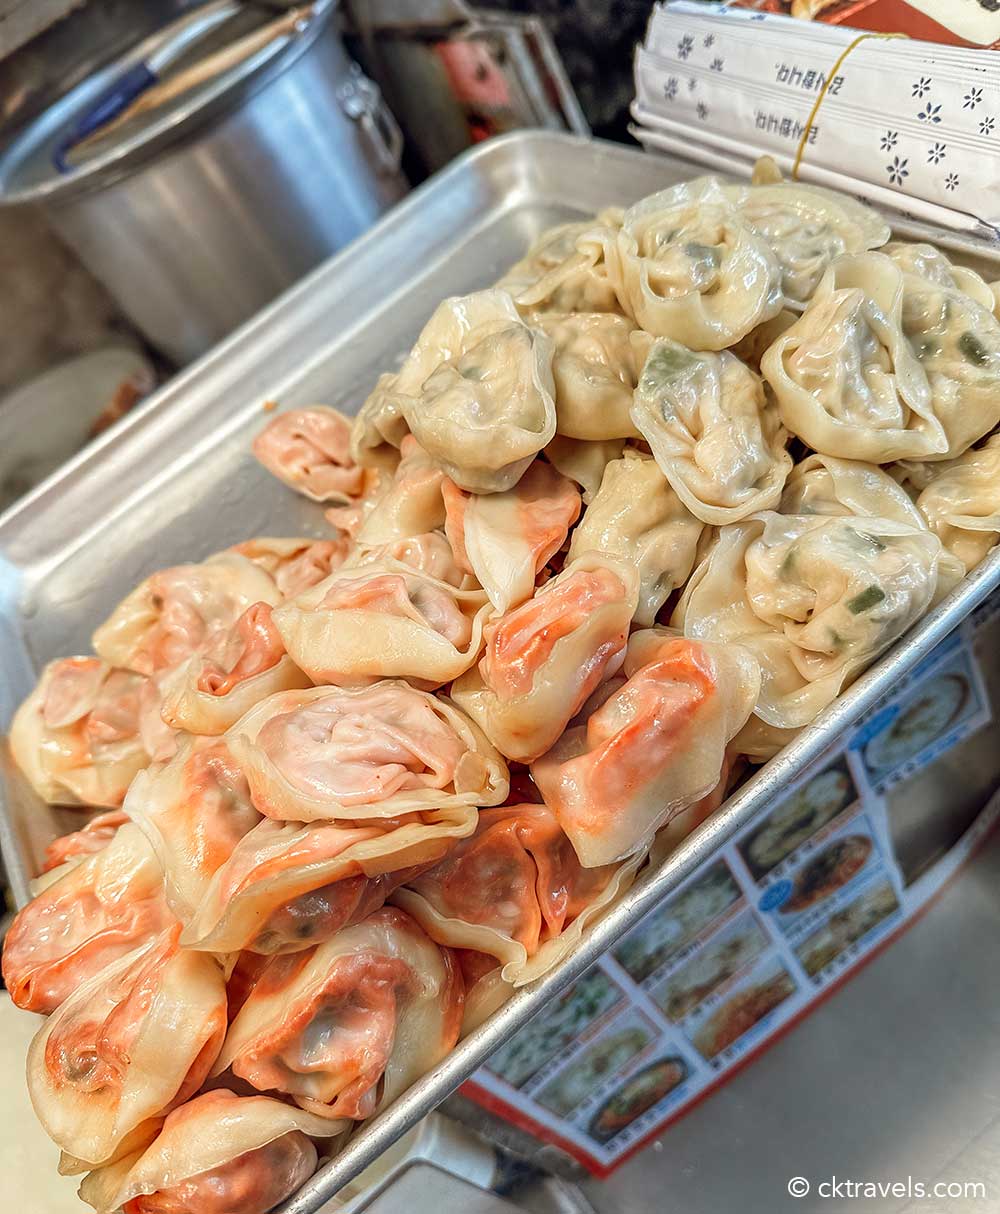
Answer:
582, 828, 1000, 1214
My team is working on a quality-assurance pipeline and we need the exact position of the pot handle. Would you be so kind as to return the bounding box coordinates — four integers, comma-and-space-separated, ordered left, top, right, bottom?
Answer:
337, 63, 404, 175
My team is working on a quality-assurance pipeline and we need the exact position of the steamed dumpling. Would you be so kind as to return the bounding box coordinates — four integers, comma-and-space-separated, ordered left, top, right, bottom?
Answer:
351, 289, 557, 492
632, 339, 791, 524
568, 448, 704, 625
607, 177, 783, 349
883, 241, 995, 311
252, 406, 366, 503
915, 433, 1000, 571
499, 212, 624, 315
675, 511, 953, 729
762, 253, 947, 462
726, 180, 890, 305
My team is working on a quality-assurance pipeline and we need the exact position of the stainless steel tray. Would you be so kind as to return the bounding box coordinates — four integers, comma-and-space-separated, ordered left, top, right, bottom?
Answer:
2, 131, 1000, 1212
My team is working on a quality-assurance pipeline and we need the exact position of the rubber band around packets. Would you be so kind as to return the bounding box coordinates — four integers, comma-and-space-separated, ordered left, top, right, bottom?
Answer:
791, 31, 909, 181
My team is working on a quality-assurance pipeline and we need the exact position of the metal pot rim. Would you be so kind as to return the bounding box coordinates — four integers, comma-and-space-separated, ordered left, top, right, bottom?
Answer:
0, 0, 339, 207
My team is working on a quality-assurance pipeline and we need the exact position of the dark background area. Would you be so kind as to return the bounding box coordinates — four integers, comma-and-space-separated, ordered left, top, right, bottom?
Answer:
487, 0, 656, 140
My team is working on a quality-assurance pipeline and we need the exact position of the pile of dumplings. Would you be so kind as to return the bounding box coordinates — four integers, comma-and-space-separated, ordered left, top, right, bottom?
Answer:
6, 158, 1000, 1213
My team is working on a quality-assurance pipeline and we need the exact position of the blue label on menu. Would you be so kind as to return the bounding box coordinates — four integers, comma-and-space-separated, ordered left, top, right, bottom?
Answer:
759, 880, 793, 913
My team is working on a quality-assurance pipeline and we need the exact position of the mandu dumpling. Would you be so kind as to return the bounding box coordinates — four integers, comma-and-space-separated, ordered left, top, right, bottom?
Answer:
343, 528, 470, 588
883, 241, 995, 312
568, 447, 704, 626
915, 434, 1000, 572
159, 602, 311, 736
42, 810, 128, 875
27, 924, 226, 1168
900, 271, 1000, 459
233, 536, 351, 599
9, 657, 151, 808
499, 212, 624, 315
181, 805, 476, 954
78, 1090, 346, 1214
442, 458, 581, 613
531, 631, 759, 867
535, 312, 643, 440
252, 405, 366, 503
544, 435, 626, 503
762, 253, 947, 462
352, 289, 557, 493
780, 452, 928, 529
213, 907, 463, 1120
608, 177, 784, 349
353, 435, 447, 546
631, 339, 791, 524
675, 511, 952, 730
124, 736, 261, 925
92, 552, 282, 676
2, 823, 173, 1014
452, 553, 638, 762
225, 682, 508, 822
273, 558, 490, 688
725, 179, 890, 305
394, 802, 643, 986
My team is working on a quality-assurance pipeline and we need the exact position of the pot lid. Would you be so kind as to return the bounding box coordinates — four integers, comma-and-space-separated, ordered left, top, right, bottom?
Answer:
0, 0, 336, 205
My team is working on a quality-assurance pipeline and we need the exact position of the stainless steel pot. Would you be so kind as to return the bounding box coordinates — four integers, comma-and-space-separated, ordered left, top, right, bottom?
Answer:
0, 1, 407, 364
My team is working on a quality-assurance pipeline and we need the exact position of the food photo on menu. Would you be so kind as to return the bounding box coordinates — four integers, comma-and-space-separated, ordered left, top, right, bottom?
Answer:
3, 0, 1000, 1212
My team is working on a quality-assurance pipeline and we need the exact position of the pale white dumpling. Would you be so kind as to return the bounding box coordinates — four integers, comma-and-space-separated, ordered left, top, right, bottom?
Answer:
568, 447, 703, 625
544, 435, 626, 503
900, 273, 1000, 460
762, 253, 946, 462
351, 289, 557, 493
499, 212, 624, 315
536, 312, 643, 439
915, 434, 1000, 571
608, 177, 783, 349
675, 511, 952, 729
726, 180, 890, 305
631, 339, 791, 524
780, 452, 927, 530
884, 241, 995, 311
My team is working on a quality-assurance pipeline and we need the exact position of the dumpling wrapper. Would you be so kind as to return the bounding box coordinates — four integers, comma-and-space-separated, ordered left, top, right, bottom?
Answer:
725, 179, 890, 305
900, 271, 1000, 460
499, 213, 625, 316
442, 459, 581, 613
352, 289, 557, 493
535, 312, 643, 440
531, 631, 760, 867
394, 802, 643, 986
233, 536, 352, 599
883, 241, 995, 311
632, 339, 791, 524
452, 553, 638, 762
92, 552, 282, 676
916, 433, 1000, 572
273, 558, 490, 688
780, 452, 929, 529
124, 736, 262, 926
567, 448, 703, 626
182, 804, 477, 954
9, 656, 151, 808
544, 435, 626, 503
225, 682, 508, 822
762, 253, 947, 462
212, 907, 463, 1121
27, 925, 227, 1168
353, 435, 447, 546
607, 176, 783, 349
342, 529, 470, 588
675, 511, 952, 730
160, 601, 312, 735
252, 405, 366, 503
456, 951, 514, 1036
2, 824, 173, 1014
77, 1090, 346, 1214
42, 810, 129, 874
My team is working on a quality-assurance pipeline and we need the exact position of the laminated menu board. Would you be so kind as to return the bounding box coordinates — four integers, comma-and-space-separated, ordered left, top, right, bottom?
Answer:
462, 598, 1000, 1175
